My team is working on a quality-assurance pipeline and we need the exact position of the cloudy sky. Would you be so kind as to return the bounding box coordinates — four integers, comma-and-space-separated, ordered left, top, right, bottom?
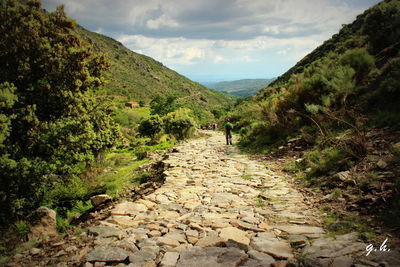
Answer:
42, 0, 381, 83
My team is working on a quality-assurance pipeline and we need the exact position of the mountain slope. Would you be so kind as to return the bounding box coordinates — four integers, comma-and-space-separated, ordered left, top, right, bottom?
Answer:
231, 0, 400, 230
206, 79, 275, 97
270, 0, 400, 87
74, 26, 234, 113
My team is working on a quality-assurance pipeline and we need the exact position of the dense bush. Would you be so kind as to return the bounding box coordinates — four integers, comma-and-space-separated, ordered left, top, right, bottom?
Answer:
0, 0, 120, 226
304, 147, 351, 179
163, 108, 196, 140
369, 58, 400, 126
362, 0, 400, 53
239, 121, 284, 151
138, 115, 163, 139
340, 48, 375, 83
243, 47, 379, 147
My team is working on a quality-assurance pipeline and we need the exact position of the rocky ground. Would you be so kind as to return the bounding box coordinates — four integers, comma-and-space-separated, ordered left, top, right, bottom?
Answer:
7, 131, 400, 267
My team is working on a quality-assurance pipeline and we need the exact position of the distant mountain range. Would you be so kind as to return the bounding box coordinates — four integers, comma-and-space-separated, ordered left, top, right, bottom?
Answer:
204, 79, 275, 97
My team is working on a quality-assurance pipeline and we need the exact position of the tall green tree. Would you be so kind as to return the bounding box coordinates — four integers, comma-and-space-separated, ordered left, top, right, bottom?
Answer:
150, 93, 181, 116
0, 0, 120, 225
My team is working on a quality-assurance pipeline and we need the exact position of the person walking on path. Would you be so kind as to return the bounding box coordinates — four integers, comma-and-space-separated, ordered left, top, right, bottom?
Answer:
224, 120, 233, 145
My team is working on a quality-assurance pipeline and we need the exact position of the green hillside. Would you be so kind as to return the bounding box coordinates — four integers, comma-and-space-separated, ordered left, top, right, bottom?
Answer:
75, 26, 234, 118
270, 0, 400, 88
230, 0, 400, 227
206, 79, 275, 97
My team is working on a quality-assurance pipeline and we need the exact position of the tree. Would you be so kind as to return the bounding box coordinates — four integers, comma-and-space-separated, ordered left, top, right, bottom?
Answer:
138, 115, 163, 139
0, 0, 120, 225
150, 93, 180, 116
163, 108, 196, 140
138, 100, 146, 107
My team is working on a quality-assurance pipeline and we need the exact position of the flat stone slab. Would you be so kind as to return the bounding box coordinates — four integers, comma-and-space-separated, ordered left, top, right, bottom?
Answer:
107, 215, 139, 227
247, 250, 276, 266
129, 250, 157, 266
274, 225, 325, 235
231, 220, 262, 232
87, 226, 125, 238
195, 236, 225, 247
220, 226, 250, 246
360, 250, 400, 266
250, 236, 294, 259
90, 194, 112, 207
176, 247, 248, 267
211, 192, 246, 204
160, 252, 180, 267
156, 237, 180, 247
302, 236, 366, 257
86, 246, 133, 263
111, 201, 147, 215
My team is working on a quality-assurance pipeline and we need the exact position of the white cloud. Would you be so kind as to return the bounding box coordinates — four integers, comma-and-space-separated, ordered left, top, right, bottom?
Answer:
146, 14, 179, 29
118, 35, 208, 65
42, 0, 381, 80
241, 56, 260, 63
213, 56, 227, 63
277, 49, 288, 55
117, 33, 320, 71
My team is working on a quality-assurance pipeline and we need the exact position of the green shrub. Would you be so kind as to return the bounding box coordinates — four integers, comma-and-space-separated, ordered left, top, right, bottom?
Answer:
304, 147, 351, 179
0, 0, 120, 226
135, 147, 149, 160
43, 175, 90, 217
150, 94, 181, 116
138, 100, 146, 107
138, 115, 163, 139
13, 221, 29, 236
163, 108, 196, 140
56, 216, 71, 233
138, 171, 151, 184
239, 120, 290, 151
362, 1, 400, 53
283, 161, 300, 173
67, 200, 93, 218
369, 110, 400, 127
113, 110, 138, 126
339, 48, 375, 83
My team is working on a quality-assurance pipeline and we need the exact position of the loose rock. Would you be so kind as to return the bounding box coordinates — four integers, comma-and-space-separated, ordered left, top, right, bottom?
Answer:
28, 207, 57, 240
176, 247, 248, 267
90, 194, 112, 207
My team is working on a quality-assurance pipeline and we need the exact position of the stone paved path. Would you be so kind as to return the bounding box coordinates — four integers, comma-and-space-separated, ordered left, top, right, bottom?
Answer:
13, 131, 400, 266
82, 131, 400, 267
89, 131, 321, 266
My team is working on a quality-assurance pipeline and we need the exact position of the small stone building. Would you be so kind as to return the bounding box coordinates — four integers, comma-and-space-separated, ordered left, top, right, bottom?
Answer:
126, 101, 140, 108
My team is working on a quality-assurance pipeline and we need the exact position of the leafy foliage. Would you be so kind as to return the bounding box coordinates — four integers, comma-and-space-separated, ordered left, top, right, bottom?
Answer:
339, 48, 375, 83
150, 94, 180, 116
163, 108, 196, 140
138, 115, 163, 139
304, 147, 351, 181
362, 0, 400, 53
0, 0, 120, 226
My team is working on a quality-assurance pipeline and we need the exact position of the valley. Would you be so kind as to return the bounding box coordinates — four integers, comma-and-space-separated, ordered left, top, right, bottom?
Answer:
1, 0, 399, 266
